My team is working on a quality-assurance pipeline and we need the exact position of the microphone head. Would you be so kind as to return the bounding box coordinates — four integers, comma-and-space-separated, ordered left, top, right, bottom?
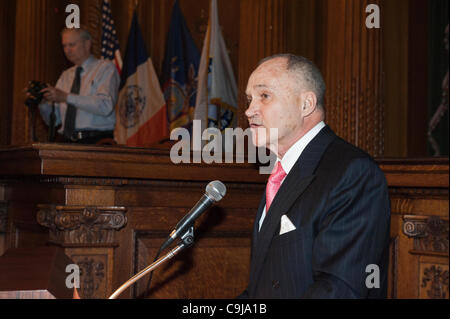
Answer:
205, 180, 226, 202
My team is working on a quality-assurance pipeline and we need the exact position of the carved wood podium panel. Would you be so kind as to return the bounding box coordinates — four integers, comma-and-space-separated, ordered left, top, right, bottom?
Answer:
0, 144, 448, 299
378, 158, 449, 299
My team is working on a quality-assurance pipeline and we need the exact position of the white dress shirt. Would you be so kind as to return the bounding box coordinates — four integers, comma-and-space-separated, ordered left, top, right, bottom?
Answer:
259, 121, 326, 230
39, 55, 120, 133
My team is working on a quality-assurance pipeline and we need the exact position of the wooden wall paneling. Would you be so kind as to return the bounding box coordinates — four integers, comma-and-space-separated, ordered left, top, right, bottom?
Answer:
407, 0, 429, 157
237, 0, 287, 128
321, 0, 343, 144
112, 179, 263, 299
80, 0, 102, 58
11, 0, 70, 145
0, 190, 7, 256
321, 0, 384, 157
110, 0, 134, 62
3, 180, 66, 254
0, 1, 15, 146
379, 158, 449, 298
285, 0, 317, 62
112, 210, 135, 299
381, 0, 409, 157
124, 183, 260, 299
138, 0, 171, 77
135, 231, 251, 298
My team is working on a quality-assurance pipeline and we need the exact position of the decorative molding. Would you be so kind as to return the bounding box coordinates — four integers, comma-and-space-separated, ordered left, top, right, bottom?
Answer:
71, 254, 106, 299
420, 264, 449, 299
37, 176, 265, 190
403, 215, 449, 254
389, 236, 398, 299
37, 205, 127, 245
389, 187, 448, 198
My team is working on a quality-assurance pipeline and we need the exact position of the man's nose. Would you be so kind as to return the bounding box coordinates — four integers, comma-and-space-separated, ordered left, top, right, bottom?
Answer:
245, 100, 257, 119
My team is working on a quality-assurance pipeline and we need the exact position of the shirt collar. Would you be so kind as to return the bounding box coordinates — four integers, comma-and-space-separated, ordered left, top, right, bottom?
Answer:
78, 55, 96, 73
278, 121, 326, 175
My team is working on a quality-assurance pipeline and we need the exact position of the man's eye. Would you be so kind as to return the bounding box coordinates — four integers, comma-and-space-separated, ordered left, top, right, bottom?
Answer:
261, 93, 269, 99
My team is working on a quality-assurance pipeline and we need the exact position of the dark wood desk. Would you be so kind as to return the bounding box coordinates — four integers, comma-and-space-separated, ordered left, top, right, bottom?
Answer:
0, 144, 448, 299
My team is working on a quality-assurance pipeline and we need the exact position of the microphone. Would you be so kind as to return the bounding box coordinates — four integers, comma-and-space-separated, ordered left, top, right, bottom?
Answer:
160, 180, 226, 251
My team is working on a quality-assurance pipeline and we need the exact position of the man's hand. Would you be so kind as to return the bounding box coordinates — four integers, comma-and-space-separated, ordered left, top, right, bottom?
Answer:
41, 86, 68, 103
22, 87, 32, 102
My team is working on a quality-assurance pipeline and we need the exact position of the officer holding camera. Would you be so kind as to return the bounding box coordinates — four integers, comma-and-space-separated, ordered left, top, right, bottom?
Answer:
33, 27, 120, 144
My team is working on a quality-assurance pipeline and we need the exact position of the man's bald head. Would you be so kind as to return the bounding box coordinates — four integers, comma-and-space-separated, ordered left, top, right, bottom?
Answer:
258, 54, 326, 112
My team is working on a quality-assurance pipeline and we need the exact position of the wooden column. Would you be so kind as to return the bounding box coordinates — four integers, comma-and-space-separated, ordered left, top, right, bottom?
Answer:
0, 1, 15, 146
237, 0, 287, 128
321, 0, 384, 157
381, 0, 409, 157
11, 0, 70, 145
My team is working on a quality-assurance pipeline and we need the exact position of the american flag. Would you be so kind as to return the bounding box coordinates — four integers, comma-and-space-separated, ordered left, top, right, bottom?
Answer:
101, 0, 122, 74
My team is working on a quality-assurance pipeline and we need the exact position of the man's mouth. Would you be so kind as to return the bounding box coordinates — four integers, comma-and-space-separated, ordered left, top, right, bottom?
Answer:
249, 123, 263, 128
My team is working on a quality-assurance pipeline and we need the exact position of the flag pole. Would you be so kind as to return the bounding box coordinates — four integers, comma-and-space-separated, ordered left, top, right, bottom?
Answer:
204, 0, 212, 129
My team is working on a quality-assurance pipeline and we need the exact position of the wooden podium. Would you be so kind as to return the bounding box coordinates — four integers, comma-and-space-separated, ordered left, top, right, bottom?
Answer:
0, 246, 76, 299
0, 144, 447, 298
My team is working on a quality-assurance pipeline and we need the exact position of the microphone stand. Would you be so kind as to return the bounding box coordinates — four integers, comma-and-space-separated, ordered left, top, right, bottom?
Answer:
108, 226, 195, 299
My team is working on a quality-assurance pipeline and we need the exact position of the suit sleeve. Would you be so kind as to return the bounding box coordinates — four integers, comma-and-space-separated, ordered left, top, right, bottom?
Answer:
301, 157, 390, 298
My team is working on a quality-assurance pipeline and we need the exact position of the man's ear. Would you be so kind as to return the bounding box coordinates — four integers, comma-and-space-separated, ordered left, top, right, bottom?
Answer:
301, 91, 317, 117
85, 39, 92, 52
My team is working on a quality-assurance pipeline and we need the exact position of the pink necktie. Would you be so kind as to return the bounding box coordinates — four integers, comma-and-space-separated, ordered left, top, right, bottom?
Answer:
266, 161, 287, 212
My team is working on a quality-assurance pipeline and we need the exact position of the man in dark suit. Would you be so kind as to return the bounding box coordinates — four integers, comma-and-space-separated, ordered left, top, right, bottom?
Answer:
240, 54, 391, 298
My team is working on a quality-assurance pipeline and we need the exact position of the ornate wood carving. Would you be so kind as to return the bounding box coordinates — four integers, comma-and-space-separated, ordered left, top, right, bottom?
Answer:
72, 254, 107, 299
37, 205, 127, 245
420, 264, 449, 299
403, 215, 449, 254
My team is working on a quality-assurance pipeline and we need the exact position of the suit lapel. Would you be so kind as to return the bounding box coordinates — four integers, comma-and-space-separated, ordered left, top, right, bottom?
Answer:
248, 125, 336, 294
252, 194, 266, 251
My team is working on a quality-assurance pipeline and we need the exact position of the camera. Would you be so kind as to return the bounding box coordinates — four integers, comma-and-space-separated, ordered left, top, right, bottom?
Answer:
25, 80, 47, 105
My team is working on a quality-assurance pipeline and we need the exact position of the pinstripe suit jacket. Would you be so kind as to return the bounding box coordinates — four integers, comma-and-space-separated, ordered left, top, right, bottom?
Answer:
240, 125, 391, 298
